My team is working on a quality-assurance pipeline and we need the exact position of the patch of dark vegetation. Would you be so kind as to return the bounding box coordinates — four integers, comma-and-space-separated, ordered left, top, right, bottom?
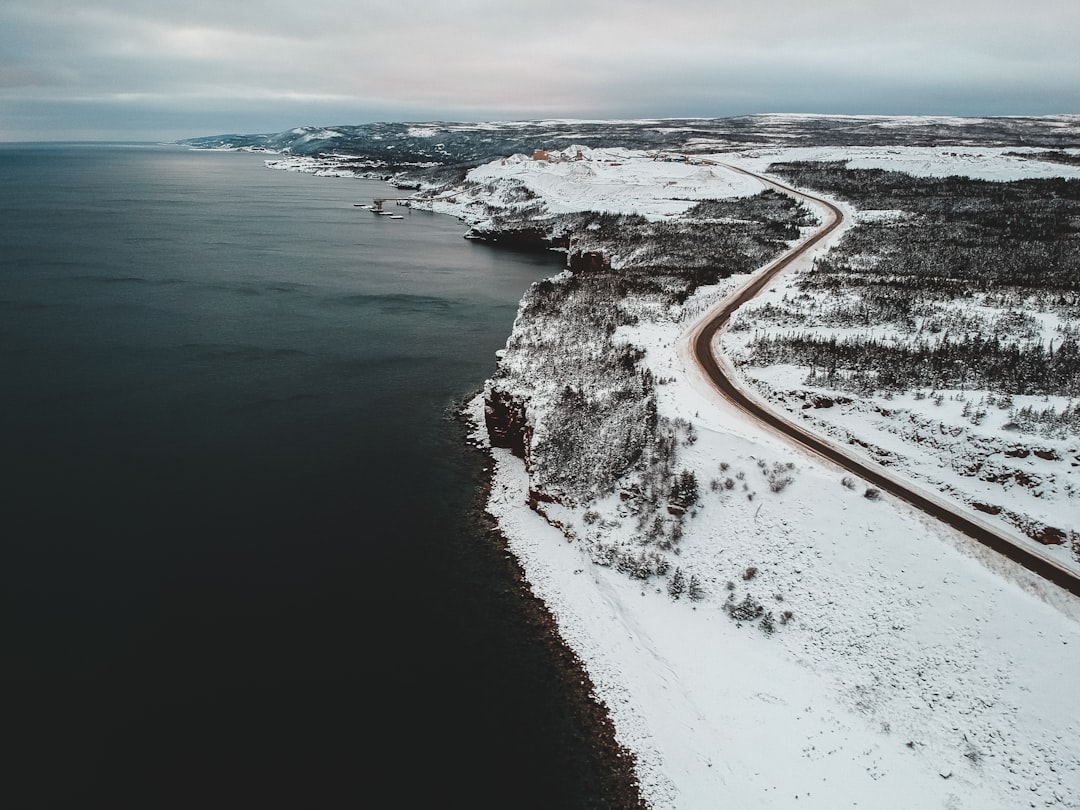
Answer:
771, 164, 1080, 291
560, 190, 815, 295
750, 329, 1080, 397
502, 274, 660, 502
1005, 150, 1080, 168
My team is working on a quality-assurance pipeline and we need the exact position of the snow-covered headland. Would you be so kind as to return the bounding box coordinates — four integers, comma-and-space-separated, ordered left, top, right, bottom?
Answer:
434, 144, 1079, 809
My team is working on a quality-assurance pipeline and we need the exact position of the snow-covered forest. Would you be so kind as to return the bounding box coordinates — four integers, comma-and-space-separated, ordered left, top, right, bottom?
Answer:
727, 161, 1080, 565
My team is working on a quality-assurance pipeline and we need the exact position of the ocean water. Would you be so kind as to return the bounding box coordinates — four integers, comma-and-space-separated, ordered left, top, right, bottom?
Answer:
0, 144, 613, 807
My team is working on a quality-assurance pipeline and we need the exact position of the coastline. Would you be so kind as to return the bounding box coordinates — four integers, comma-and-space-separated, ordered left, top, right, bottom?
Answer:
460, 405, 648, 809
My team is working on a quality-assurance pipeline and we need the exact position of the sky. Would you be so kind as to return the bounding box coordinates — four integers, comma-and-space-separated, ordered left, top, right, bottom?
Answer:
2, 0, 1078, 142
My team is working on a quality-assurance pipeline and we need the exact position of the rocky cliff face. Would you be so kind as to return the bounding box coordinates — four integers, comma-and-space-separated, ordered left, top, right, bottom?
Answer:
484, 387, 532, 465
465, 225, 568, 252
567, 250, 610, 274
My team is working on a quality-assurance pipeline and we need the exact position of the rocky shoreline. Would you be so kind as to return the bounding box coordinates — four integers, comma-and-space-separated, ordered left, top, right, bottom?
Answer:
477, 504, 647, 809
458, 406, 647, 809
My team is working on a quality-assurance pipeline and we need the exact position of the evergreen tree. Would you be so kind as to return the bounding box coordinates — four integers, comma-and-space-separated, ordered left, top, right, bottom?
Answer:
668, 567, 687, 600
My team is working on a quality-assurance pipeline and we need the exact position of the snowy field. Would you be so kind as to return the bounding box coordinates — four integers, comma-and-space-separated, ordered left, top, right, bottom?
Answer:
426, 146, 763, 224
422, 141, 1080, 226
726, 145, 1080, 182
461, 144, 1080, 808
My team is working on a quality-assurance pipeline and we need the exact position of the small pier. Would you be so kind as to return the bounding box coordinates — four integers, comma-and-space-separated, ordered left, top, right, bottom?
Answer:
371, 197, 414, 211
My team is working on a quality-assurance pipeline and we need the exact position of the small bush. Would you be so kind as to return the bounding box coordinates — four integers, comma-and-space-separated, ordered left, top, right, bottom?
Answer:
688, 574, 705, 601
617, 550, 669, 580
770, 476, 794, 493
760, 611, 776, 635
669, 469, 700, 508
727, 594, 765, 622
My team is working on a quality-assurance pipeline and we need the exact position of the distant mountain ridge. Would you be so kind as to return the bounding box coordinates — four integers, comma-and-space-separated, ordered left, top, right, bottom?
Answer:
180, 115, 1080, 174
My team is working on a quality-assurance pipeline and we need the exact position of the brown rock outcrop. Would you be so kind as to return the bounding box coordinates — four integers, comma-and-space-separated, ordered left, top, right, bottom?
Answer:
567, 250, 610, 274
484, 387, 532, 464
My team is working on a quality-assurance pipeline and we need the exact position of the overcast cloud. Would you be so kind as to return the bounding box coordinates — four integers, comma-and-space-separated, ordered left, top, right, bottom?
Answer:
2, 0, 1077, 141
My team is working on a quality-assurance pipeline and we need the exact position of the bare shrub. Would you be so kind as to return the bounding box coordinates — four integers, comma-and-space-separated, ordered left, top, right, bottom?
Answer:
769, 475, 794, 493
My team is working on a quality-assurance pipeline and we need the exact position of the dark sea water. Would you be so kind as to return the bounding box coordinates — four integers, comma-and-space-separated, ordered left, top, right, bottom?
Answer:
0, 145, 611, 808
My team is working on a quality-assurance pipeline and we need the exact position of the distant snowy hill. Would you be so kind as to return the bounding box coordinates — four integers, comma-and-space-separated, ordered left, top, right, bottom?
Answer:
180, 115, 1080, 174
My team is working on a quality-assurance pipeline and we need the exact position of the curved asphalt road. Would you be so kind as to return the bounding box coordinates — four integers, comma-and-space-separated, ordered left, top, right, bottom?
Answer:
690, 165, 1080, 597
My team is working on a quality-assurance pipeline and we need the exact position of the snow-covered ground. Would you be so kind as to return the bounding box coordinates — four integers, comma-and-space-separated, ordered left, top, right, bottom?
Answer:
727, 343, 1080, 572
460, 144, 1080, 808
426, 146, 763, 224
468, 148, 762, 218
725, 145, 1080, 182
475, 336, 1080, 808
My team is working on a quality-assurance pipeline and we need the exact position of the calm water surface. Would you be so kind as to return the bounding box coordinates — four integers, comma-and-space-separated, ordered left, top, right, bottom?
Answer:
0, 144, 612, 808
